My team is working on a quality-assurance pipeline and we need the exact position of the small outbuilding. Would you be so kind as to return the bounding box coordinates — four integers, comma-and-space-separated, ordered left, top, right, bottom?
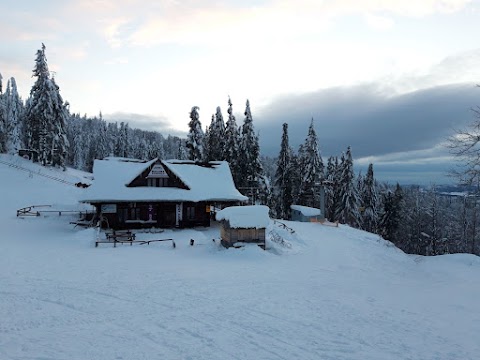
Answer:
216, 205, 270, 248
290, 205, 324, 222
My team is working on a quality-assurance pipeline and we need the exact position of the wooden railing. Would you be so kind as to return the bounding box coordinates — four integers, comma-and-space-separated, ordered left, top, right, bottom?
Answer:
95, 230, 176, 248
17, 205, 95, 219
17, 205, 52, 217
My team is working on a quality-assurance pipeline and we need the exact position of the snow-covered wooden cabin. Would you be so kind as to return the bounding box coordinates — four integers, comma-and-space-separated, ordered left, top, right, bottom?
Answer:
216, 205, 270, 248
290, 205, 324, 222
79, 157, 247, 229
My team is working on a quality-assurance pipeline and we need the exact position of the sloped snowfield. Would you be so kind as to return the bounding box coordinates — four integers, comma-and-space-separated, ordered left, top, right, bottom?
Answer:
1, 155, 480, 360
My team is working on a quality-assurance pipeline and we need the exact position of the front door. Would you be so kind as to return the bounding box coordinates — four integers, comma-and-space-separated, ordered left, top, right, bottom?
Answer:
157, 203, 176, 227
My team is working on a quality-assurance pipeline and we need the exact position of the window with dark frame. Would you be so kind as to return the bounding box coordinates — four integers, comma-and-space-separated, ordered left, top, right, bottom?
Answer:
147, 178, 169, 187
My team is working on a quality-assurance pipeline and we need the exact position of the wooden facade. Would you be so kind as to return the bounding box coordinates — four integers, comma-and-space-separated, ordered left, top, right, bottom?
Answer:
93, 201, 211, 230
220, 222, 266, 246
216, 205, 270, 249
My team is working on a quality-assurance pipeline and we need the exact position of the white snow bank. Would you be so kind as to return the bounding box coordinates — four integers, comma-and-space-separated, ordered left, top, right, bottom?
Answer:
291, 204, 322, 216
216, 205, 270, 228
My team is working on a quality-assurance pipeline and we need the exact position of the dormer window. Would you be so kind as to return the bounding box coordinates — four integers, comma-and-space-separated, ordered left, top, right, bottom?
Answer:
146, 163, 170, 187
147, 178, 169, 187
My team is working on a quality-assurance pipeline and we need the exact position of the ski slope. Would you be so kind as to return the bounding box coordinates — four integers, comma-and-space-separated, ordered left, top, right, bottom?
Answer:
1, 154, 479, 360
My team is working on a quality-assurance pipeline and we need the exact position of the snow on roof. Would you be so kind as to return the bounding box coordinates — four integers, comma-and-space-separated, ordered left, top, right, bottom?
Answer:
216, 205, 270, 229
290, 205, 322, 217
99, 157, 158, 186
79, 158, 247, 203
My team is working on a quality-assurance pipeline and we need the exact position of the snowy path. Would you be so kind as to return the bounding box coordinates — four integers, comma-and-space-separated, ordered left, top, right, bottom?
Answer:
1, 158, 480, 359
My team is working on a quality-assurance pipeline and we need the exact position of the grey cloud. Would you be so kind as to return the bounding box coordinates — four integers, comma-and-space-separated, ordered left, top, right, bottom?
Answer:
256, 83, 479, 159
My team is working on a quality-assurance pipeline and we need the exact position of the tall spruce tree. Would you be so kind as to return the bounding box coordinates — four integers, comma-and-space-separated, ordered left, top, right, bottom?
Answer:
96, 120, 109, 159
0, 84, 5, 153
5, 78, 25, 154
298, 119, 324, 207
176, 138, 188, 160
274, 123, 294, 219
238, 99, 264, 201
379, 183, 403, 242
186, 106, 204, 161
204, 116, 213, 161
49, 77, 69, 169
72, 120, 85, 170
360, 163, 379, 233
115, 122, 130, 158
324, 156, 339, 221
290, 146, 303, 204
336, 146, 361, 226
25, 44, 69, 168
224, 97, 240, 185
207, 106, 225, 161
25, 44, 50, 163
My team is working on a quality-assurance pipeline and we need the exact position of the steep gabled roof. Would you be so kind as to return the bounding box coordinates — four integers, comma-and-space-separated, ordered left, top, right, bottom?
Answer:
79, 157, 247, 203
101, 157, 158, 186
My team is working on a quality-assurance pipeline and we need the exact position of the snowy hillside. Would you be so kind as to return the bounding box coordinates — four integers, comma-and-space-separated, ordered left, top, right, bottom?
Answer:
1, 154, 480, 360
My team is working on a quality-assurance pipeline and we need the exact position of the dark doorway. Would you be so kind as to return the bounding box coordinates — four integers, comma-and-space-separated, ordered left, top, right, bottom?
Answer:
158, 203, 176, 227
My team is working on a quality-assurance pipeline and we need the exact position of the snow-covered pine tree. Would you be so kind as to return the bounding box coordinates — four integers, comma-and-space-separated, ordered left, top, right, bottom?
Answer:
25, 44, 69, 168
274, 123, 294, 219
115, 122, 132, 158
356, 171, 363, 197
238, 99, 265, 202
425, 185, 440, 255
288, 149, 301, 204
186, 106, 204, 161
224, 96, 241, 185
72, 123, 85, 170
96, 119, 109, 160
48, 77, 70, 169
204, 115, 213, 161
133, 133, 149, 160
402, 186, 428, 254
336, 146, 361, 227
151, 132, 166, 160
5, 78, 25, 154
324, 156, 342, 221
324, 156, 335, 220
297, 119, 324, 207
209, 106, 225, 161
107, 122, 118, 157
379, 183, 403, 242
176, 138, 188, 160
25, 44, 50, 163
0, 85, 5, 153
360, 163, 379, 233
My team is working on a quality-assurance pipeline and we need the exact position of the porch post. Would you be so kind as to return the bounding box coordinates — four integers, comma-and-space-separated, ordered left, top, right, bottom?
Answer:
176, 202, 183, 227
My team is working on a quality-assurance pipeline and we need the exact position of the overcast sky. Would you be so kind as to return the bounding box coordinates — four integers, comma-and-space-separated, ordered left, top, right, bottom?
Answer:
1, 0, 480, 184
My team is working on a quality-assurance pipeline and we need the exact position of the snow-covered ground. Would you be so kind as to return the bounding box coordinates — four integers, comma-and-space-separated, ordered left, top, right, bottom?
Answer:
1, 154, 480, 360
